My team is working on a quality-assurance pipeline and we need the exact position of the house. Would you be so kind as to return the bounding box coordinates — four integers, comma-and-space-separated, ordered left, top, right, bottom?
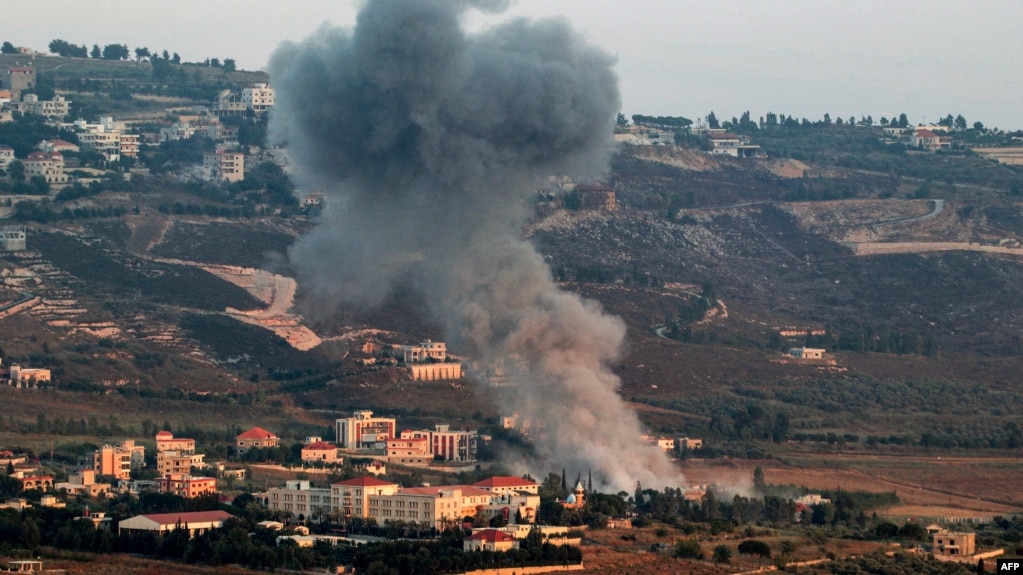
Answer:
55, 469, 111, 498
118, 510, 233, 537
301, 441, 340, 463
18, 475, 53, 492
242, 83, 275, 114
155, 431, 196, 454
22, 152, 67, 184
677, 437, 703, 452
6, 363, 52, 385
236, 427, 278, 455
0, 145, 14, 170
706, 131, 763, 158
336, 410, 396, 450
932, 529, 976, 556
37, 139, 79, 154
156, 474, 217, 499
575, 182, 617, 211
0, 67, 36, 98
463, 529, 520, 552
94, 440, 145, 480
788, 347, 825, 360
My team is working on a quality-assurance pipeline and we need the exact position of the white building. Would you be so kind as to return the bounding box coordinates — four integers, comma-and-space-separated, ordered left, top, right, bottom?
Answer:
264, 480, 333, 523
242, 83, 275, 114
336, 410, 396, 450
22, 151, 67, 183
203, 150, 245, 182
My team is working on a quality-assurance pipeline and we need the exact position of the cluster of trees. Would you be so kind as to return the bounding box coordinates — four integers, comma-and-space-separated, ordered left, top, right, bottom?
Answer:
46, 38, 236, 70
769, 328, 941, 358
629, 114, 693, 129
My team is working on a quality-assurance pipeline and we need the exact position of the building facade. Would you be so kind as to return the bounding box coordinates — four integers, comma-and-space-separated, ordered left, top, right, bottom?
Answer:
337, 410, 396, 450
93, 440, 145, 480
265, 480, 332, 523
236, 427, 278, 455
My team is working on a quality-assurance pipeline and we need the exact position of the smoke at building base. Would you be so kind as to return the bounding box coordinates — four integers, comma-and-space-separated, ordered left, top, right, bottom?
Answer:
269, 0, 684, 491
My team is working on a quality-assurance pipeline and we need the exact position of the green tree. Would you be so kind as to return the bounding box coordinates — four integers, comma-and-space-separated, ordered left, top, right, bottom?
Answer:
90, 44, 101, 58
955, 114, 968, 130
707, 111, 719, 129
134, 46, 151, 61
675, 539, 703, 559
738, 539, 771, 558
223, 58, 237, 73
753, 466, 766, 492
1, 41, 18, 54
102, 43, 130, 60
8, 160, 25, 182
713, 544, 731, 563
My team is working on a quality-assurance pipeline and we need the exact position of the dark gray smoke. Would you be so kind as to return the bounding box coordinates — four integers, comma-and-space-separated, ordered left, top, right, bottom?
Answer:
269, 0, 683, 491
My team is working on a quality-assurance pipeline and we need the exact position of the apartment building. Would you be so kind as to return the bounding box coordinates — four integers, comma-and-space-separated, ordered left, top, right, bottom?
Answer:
330, 476, 400, 519
156, 474, 217, 498
401, 425, 477, 462
155, 431, 196, 454
22, 151, 67, 183
336, 410, 396, 450
93, 440, 145, 480
156, 450, 206, 476
203, 150, 244, 182
241, 83, 275, 114
78, 131, 121, 162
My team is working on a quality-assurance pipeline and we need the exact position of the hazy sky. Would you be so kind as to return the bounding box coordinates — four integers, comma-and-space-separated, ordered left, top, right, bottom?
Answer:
5, 0, 1022, 129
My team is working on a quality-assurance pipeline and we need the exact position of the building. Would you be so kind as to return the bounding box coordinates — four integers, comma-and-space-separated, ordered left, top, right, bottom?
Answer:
236, 427, 278, 455
788, 347, 825, 360
330, 476, 400, 519
575, 182, 617, 211
241, 83, 275, 114
386, 436, 432, 465
0, 67, 35, 98
156, 474, 217, 498
501, 412, 545, 437
400, 425, 478, 462
54, 469, 111, 498
13, 94, 70, 118
471, 476, 539, 496
119, 134, 139, 158
932, 529, 976, 556
37, 139, 79, 154
156, 450, 206, 476
265, 480, 332, 523
301, 441, 340, 464
17, 475, 53, 492
677, 437, 703, 452
463, 529, 520, 552
408, 362, 463, 381
0, 145, 14, 170
558, 481, 586, 510
336, 410, 396, 450
203, 150, 245, 182
155, 431, 196, 454
22, 151, 67, 184
912, 128, 952, 151
118, 510, 232, 537
94, 440, 145, 480
6, 364, 48, 385
77, 131, 121, 162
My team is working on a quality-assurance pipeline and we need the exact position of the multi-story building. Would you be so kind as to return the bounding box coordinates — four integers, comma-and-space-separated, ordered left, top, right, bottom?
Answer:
78, 131, 121, 162
203, 150, 244, 182
13, 94, 70, 118
336, 410, 396, 450
119, 134, 139, 157
37, 139, 79, 154
156, 474, 217, 498
0, 145, 14, 170
402, 425, 477, 462
0, 67, 35, 98
93, 440, 145, 480
155, 431, 196, 454
156, 450, 206, 476
330, 476, 400, 519
265, 480, 332, 523
932, 529, 976, 556
236, 427, 278, 455
386, 436, 432, 466
22, 151, 67, 183
241, 83, 275, 114
471, 476, 539, 496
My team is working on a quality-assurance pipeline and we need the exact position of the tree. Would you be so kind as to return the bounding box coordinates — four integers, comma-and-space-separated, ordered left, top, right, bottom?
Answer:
955, 114, 968, 130
90, 44, 101, 59
172, 52, 181, 64
223, 58, 237, 73
707, 111, 720, 129
973, 121, 985, 131
1, 41, 18, 54
898, 113, 909, 128
713, 544, 731, 563
738, 539, 771, 558
134, 47, 151, 61
753, 466, 766, 492
8, 160, 25, 182
48, 39, 87, 58
102, 43, 130, 60
675, 539, 703, 559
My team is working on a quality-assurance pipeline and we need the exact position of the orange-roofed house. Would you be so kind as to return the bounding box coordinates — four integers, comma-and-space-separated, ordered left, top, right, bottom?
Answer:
463, 529, 520, 552
236, 427, 278, 455
301, 441, 340, 463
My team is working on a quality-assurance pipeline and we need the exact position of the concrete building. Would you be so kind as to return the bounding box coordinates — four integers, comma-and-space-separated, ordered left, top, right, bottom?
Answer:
337, 410, 396, 450
13, 94, 70, 118
409, 362, 463, 381
301, 441, 340, 464
22, 151, 66, 183
156, 451, 206, 476
0, 145, 14, 170
77, 131, 121, 162
386, 436, 432, 466
788, 347, 825, 360
37, 139, 79, 154
54, 469, 111, 498
6, 364, 49, 385
400, 425, 478, 462
265, 480, 332, 523
203, 150, 244, 182
236, 427, 278, 455
119, 134, 139, 158
575, 181, 617, 211
155, 431, 196, 454
471, 476, 539, 496
0, 67, 35, 98
118, 510, 232, 537
331, 476, 401, 520
94, 440, 145, 480
932, 529, 976, 556
241, 83, 275, 114
677, 437, 703, 452
156, 474, 216, 499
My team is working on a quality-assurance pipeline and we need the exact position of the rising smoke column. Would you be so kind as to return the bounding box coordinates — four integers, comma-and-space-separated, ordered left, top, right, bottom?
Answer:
269, 0, 683, 491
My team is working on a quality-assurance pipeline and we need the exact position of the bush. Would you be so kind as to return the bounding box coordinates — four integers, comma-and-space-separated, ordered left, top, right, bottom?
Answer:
675, 539, 703, 559
738, 539, 772, 558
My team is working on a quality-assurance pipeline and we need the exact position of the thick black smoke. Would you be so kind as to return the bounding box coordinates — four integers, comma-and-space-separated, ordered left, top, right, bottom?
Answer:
269, 0, 683, 490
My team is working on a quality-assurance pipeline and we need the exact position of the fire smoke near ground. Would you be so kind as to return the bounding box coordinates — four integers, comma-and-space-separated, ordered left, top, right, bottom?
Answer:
269, 0, 683, 491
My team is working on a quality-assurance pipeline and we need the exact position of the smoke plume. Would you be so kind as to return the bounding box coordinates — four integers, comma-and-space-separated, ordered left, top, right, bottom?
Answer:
269, 0, 683, 491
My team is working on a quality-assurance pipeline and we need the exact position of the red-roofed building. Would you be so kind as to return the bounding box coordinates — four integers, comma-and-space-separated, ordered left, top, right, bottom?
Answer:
117, 510, 232, 537
330, 476, 400, 518
156, 431, 196, 454
37, 139, 79, 153
18, 475, 53, 492
912, 128, 951, 151
236, 427, 278, 455
463, 528, 520, 552
471, 476, 539, 496
301, 441, 340, 463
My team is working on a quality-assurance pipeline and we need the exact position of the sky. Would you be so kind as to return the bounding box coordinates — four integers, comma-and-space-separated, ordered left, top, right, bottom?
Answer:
4, 0, 1022, 130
